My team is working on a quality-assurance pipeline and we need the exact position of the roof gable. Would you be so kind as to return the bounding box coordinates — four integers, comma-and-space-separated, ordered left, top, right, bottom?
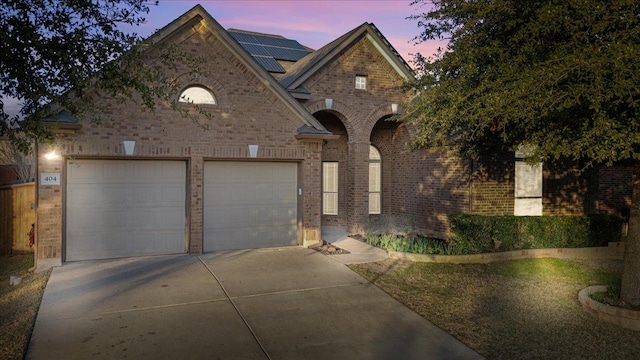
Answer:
278, 23, 414, 92
148, 5, 328, 134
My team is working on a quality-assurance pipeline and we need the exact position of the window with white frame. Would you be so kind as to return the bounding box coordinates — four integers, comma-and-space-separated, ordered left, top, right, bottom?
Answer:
514, 146, 543, 216
355, 75, 367, 90
178, 85, 216, 105
323, 162, 339, 215
369, 145, 381, 214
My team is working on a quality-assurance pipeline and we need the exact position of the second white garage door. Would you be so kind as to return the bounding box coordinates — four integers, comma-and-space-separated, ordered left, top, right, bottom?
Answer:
66, 160, 186, 261
204, 162, 298, 252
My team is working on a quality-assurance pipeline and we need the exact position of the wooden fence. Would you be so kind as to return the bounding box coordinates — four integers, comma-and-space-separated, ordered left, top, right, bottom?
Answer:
0, 182, 35, 255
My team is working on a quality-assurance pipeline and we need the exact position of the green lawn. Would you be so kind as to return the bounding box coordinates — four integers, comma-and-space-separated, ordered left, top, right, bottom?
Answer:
351, 258, 640, 360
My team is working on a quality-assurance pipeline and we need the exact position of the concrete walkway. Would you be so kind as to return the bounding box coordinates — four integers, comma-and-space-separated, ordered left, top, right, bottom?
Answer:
27, 247, 483, 360
321, 226, 389, 264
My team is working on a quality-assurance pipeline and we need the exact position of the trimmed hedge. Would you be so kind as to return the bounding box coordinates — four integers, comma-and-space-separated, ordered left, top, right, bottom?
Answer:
449, 214, 624, 254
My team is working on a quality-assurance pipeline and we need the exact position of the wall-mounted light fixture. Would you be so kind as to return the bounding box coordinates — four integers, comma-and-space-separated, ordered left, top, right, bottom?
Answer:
248, 144, 258, 158
123, 141, 136, 156
391, 103, 399, 114
44, 150, 60, 161
325, 98, 333, 110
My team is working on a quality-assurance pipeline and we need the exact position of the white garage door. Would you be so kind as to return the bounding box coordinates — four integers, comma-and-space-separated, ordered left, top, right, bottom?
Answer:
204, 162, 298, 252
66, 160, 186, 261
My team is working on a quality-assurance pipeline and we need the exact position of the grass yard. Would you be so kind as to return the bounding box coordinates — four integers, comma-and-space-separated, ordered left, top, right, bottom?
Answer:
351, 258, 640, 360
0, 255, 51, 360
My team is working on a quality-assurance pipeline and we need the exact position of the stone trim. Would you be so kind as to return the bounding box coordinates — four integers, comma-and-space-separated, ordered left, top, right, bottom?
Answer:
579, 285, 640, 331
389, 242, 625, 263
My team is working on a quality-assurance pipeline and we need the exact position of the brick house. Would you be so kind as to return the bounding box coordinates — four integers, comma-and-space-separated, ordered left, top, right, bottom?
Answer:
35, 5, 632, 269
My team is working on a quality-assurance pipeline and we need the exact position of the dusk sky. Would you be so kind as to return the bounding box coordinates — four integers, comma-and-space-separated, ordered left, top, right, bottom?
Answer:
138, 0, 443, 64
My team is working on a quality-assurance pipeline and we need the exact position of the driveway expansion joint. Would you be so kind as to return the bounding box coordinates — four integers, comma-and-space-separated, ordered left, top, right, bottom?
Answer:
197, 256, 272, 360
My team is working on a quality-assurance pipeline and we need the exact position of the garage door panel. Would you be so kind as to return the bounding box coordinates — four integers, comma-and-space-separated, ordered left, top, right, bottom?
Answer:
204, 162, 297, 252
162, 186, 186, 203
274, 207, 297, 223
104, 164, 127, 179
68, 185, 98, 205
277, 184, 296, 202
102, 210, 128, 229
66, 160, 186, 261
103, 186, 128, 205
255, 184, 275, 202
68, 162, 98, 181
230, 185, 253, 203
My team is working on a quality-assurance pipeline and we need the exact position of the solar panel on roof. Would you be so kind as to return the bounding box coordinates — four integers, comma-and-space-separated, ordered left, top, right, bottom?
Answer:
242, 43, 270, 56
229, 29, 312, 72
252, 56, 286, 73
252, 35, 282, 47
229, 32, 257, 43
264, 46, 311, 61
290, 49, 311, 59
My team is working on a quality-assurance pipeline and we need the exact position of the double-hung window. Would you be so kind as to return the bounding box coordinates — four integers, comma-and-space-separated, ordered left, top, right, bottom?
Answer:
323, 162, 339, 215
369, 146, 381, 214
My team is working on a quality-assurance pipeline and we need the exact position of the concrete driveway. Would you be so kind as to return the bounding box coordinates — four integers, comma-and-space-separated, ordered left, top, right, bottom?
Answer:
27, 247, 482, 360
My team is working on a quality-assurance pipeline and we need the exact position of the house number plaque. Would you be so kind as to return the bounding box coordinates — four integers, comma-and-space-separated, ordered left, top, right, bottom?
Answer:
40, 173, 60, 185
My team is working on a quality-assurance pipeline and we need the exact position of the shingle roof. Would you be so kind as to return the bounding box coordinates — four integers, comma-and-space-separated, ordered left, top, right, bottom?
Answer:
43, 110, 80, 124
296, 124, 332, 135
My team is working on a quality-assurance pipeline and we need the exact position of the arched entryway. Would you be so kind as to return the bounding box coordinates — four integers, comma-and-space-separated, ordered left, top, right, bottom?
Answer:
369, 116, 414, 229
314, 110, 350, 227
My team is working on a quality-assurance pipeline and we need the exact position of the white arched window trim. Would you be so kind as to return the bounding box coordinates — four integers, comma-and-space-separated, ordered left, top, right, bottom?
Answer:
178, 85, 216, 105
369, 145, 381, 214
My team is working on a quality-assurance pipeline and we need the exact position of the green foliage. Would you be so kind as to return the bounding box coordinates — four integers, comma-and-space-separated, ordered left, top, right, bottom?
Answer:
450, 214, 623, 254
403, 0, 640, 165
590, 280, 623, 305
365, 234, 461, 255
366, 214, 623, 255
488, 258, 620, 286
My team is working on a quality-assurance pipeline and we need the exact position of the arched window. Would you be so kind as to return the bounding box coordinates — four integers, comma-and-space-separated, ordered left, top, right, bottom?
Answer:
178, 85, 216, 105
369, 145, 381, 214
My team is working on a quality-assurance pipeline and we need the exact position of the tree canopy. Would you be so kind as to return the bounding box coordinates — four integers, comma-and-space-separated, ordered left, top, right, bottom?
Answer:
403, 0, 640, 166
0, 0, 201, 153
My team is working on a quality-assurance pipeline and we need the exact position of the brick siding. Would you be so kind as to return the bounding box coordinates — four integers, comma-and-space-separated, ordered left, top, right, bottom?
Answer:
36, 24, 321, 266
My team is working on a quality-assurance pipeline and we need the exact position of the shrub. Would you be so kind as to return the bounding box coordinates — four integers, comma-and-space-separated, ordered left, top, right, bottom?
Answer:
450, 214, 623, 254
364, 234, 461, 255
365, 214, 623, 256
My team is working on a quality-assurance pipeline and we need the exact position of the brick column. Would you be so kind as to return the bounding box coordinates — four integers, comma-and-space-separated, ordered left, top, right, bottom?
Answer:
36, 142, 64, 270
300, 139, 323, 247
189, 155, 204, 254
347, 140, 370, 233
